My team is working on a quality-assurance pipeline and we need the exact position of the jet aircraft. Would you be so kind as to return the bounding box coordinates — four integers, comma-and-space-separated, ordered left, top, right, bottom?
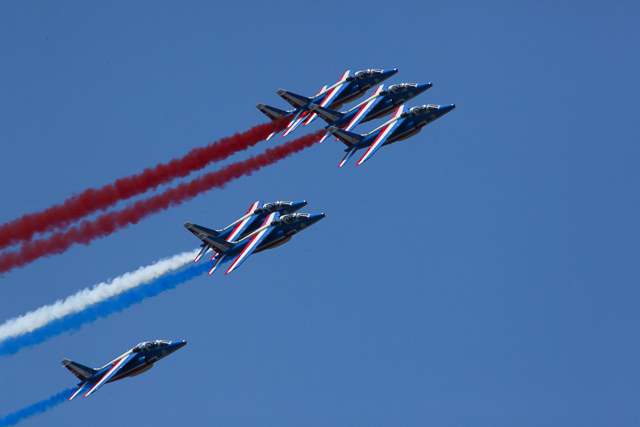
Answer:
257, 68, 398, 139
184, 200, 325, 274
63, 339, 187, 400
326, 103, 456, 167
308, 82, 433, 142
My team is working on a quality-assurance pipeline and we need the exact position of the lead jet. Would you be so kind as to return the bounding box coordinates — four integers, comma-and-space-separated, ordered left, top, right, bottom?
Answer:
63, 340, 187, 400
308, 82, 433, 142
327, 103, 456, 167
184, 201, 325, 274
257, 68, 398, 139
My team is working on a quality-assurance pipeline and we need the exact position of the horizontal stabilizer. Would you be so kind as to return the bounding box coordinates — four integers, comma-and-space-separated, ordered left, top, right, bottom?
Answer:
256, 103, 290, 121
61, 359, 97, 382
327, 127, 364, 147
208, 254, 228, 274
338, 146, 359, 168
69, 383, 91, 401
308, 104, 345, 124
194, 244, 210, 262
282, 110, 310, 137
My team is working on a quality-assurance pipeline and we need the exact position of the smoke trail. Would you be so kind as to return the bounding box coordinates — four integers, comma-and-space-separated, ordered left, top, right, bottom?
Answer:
0, 118, 288, 251
0, 387, 74, 426
0, 249, 198, 345
0, 131, 322, 275
0, 262, 209, 357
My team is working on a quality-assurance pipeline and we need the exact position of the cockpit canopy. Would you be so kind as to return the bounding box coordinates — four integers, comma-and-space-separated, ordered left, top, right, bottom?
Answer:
132, 340, 171, 353
274, 213, 310, 225
353, 69, 383, 80
384, 83, 418, 94
402, 104, 440, 117
262, 201, 291, 212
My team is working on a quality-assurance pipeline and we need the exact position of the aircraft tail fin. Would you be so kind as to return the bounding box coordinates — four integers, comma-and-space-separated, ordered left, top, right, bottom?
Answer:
308, 104, 345, 124
276, 89, 313, 109
255, 103, 291, 121
327, 127, 364, 147
61, 358, 97, 382
184, 222, 221, 239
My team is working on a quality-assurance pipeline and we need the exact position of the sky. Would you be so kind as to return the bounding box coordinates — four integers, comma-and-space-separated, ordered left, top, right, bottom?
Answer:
1, 1, 639, 425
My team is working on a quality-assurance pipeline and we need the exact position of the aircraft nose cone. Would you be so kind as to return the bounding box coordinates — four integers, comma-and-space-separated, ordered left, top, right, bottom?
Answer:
169, 340, 187, 352
286, 200, 307, 214
308, 213, 326, 225
417, 83, 433, 93
440, 104, 456, 113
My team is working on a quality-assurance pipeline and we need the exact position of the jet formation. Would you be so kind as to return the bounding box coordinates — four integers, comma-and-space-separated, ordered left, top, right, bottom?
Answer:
184, 200, 325, 275
58, 68, 453, 405
257, 68, 455, 166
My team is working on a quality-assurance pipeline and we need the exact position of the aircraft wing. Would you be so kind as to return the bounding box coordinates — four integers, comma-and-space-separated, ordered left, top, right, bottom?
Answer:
321, 85, 385, 144
343, 84, 385, 132
209, 201, 263, 263
355, 105, 406, 166
303, 70, 352, 126
82, 354, 136, 398
225, 213, 277, 274
227, 201, 263, 242
279, 85, 328, 138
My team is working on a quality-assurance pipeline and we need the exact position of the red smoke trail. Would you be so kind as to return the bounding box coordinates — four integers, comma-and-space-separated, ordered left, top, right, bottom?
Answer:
0, 131, 322, 275
0, 118, 289, 251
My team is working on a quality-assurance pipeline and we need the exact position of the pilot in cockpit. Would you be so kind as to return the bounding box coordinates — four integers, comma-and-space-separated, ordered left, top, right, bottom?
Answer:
133, 340, 170, 352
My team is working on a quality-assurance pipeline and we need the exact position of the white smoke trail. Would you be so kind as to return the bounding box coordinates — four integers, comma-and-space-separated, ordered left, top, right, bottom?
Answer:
0, 249, 199, 342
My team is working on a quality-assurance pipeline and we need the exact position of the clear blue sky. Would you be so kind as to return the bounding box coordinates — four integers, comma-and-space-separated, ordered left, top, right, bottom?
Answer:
1, 1, 639, 425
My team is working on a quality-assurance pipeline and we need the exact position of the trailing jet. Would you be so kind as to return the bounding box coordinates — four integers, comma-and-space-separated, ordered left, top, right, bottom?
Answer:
256, 68, 398, 139
308, 82, 433, 142
184, 201, 325, 274
63, 340, 187, 400
327, 103, 456, 167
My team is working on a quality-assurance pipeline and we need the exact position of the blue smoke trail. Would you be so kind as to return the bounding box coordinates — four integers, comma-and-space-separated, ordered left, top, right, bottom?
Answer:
0, 263, 209, 357
0, 387, 75, 426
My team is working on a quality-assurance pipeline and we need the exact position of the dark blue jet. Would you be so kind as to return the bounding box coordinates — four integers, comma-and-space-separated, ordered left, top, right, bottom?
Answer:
184, 200, 325, 274
307, 82, 433, 142
327, 103, 456, 167
63, 340, 187, 400
256, 68, 398, 139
